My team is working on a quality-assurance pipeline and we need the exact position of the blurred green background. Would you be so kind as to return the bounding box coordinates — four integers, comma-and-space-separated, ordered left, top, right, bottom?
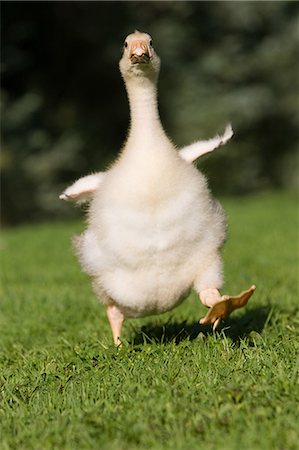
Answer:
1, 1, 298, 225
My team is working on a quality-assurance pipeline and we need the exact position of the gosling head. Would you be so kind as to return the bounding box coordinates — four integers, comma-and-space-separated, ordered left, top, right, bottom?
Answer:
119, 30, 160, 82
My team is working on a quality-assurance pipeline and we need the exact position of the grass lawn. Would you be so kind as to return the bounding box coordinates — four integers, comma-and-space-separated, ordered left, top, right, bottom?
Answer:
1, 190, 298, 450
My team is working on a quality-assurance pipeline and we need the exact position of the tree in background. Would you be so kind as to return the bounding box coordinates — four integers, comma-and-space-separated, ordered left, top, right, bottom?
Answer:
1, 2, 298, 224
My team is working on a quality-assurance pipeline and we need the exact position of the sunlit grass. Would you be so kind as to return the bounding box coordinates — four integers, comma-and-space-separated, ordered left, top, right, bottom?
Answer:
1, 190, 298, 450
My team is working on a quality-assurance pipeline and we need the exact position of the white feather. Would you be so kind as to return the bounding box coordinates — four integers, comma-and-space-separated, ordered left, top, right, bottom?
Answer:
179, 124, 233, 163
60, 173, 105, 203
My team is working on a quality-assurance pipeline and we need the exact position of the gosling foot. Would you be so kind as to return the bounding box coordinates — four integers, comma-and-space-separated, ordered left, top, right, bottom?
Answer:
199, 285, 256, 331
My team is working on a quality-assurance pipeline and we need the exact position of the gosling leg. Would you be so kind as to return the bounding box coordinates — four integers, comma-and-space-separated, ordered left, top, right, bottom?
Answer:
106, 304, 124, 346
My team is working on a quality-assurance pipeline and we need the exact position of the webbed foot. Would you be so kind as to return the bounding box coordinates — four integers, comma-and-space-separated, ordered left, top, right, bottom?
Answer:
200, 285, 256, 331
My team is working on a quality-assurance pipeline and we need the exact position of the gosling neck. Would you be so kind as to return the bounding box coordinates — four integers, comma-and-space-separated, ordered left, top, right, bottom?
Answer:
124, 76, 166, 144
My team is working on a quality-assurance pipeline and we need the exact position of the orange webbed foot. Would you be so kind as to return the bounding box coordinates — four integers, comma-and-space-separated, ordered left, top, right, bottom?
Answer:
200, 285, 256, 331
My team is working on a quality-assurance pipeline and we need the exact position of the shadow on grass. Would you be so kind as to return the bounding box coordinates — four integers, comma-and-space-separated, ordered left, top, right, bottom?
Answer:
131, 306, 272, 346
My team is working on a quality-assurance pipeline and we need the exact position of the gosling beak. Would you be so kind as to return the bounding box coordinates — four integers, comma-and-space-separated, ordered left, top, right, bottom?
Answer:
130, 40, 151, 64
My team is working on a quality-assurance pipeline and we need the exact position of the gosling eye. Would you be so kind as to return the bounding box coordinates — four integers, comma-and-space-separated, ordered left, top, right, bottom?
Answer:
124, 41, 128, 48
149, 40, 153, 47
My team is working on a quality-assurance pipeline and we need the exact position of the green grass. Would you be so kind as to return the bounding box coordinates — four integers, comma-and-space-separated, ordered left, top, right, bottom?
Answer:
1, 190, 298, 450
